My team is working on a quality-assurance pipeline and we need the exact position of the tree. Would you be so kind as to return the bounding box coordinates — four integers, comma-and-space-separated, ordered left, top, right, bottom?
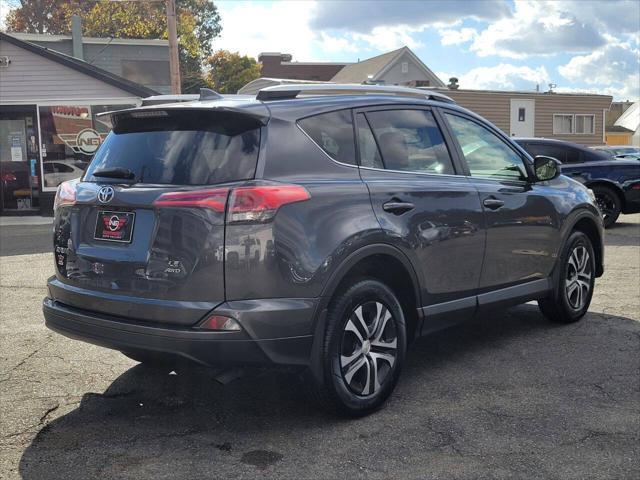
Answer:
206, 50, 261, 94
4, 0, 221, 92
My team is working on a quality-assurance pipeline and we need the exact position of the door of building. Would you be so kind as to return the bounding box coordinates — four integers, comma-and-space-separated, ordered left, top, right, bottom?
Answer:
509, 99, 535, 137
0, 105, 40, 214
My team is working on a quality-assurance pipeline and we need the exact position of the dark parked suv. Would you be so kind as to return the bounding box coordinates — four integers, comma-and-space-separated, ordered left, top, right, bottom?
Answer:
44, 85, 604, 415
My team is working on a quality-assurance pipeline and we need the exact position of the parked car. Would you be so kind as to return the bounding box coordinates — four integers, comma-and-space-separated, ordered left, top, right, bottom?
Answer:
43, 160, 87, 187
515, 138, 640, 227
592, 145, 640, 160
44, 85, 604, 416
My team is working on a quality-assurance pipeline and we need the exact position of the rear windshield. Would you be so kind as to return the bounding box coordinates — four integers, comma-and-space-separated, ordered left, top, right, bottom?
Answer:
84, 110, 261, 185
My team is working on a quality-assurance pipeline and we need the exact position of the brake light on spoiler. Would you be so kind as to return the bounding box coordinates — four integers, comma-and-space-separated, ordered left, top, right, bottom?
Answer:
153, 184, 310, 223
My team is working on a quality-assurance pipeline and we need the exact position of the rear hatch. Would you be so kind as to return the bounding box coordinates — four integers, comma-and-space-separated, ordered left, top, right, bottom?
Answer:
50, 107, 266, 326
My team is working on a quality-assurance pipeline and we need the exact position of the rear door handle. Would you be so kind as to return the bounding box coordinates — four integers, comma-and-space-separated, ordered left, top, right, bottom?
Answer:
483, 197, 505, 210
382, 201, 415, 215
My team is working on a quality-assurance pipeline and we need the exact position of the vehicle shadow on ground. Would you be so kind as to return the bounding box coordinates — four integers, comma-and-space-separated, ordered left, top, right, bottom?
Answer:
18, 304, 640, 479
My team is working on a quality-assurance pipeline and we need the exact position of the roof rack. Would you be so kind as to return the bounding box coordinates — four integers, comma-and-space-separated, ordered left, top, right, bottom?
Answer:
255, 83, 456, 103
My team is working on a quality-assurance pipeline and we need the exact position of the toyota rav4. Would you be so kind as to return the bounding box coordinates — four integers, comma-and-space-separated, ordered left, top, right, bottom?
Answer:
44, 85, 604, 416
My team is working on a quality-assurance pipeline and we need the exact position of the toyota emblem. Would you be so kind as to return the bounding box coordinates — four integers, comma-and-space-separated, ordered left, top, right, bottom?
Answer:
97, 186, 115, 204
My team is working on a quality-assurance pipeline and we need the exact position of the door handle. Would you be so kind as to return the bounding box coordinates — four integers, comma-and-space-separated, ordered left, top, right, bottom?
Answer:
483, 197, 505, 210
382, 201, 415, 215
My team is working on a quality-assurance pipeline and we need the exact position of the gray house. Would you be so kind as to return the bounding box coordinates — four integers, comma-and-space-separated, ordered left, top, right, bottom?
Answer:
331, 46, 445, 88
0, 32, 155, 215
10, 32, 171, 94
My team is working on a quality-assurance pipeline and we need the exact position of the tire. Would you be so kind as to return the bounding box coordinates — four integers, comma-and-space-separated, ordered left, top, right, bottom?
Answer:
593, 185, 621, 228
539, 231, 596, 323
307, 278, 407, 416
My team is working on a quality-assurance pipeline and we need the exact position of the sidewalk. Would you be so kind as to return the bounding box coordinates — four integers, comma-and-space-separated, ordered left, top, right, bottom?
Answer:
0, 216, 53, 227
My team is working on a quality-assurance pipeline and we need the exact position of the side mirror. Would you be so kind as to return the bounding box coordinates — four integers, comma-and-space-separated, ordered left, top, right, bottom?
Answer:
533, 155, 561, 182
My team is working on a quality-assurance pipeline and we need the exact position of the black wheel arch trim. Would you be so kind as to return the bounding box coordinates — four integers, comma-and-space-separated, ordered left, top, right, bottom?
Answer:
558, 208, 604, 279
319, 243, 422, 308
308, 243, 422, 381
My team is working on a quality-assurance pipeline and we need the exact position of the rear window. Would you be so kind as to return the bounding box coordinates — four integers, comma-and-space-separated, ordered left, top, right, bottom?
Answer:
84, 110, 261, 185
298, 110, 356, 165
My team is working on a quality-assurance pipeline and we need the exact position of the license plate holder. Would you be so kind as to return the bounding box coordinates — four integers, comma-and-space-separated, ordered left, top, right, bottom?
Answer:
94, 210, 135, 243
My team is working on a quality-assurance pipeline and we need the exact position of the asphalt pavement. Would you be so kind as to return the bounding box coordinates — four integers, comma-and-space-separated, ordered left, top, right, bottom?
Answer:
1, 215, 639, 479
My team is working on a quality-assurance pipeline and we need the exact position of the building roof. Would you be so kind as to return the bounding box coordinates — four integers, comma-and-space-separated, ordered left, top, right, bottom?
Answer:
330, 46, 445, 87
331, 47, 403, 83
436, 87, 612, 99
0, 32, 157, 97
10, 32, 168, 47
614, 102, 639, 131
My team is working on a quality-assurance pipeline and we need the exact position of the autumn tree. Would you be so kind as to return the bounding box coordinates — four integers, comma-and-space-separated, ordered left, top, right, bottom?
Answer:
4, 0, 221, 92
206, 50, 261, 94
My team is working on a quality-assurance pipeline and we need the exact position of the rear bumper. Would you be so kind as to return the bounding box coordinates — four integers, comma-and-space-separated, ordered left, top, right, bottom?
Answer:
43, 297, 315, 367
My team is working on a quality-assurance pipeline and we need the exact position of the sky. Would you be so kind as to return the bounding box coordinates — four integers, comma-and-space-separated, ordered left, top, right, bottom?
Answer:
213, 0, 640, 101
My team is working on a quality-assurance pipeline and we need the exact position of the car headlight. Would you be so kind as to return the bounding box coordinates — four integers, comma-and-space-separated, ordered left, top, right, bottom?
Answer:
587, 188, 596, 202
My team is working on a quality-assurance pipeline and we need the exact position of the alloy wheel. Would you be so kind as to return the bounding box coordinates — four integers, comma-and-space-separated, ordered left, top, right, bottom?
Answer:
565, 245, 592, 310
340, 301, 398, 396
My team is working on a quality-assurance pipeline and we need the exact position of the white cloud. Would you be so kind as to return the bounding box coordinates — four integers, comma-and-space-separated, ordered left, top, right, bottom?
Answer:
319, 32, 359, 54
310, 0, 510, 32
352, 25, 425, 51
214, 1, 319, 60
470, 1, 605, 58
438, 64, 550, 91
439, 27, 478, 46
558, 40, 640, 100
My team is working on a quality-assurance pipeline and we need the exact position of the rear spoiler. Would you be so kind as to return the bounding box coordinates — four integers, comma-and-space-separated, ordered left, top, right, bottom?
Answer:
96, 106, 269, 131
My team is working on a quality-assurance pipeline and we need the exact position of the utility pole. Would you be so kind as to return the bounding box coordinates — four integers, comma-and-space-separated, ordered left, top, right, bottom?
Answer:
104, 0, 182, 93
166, 0, 181, 94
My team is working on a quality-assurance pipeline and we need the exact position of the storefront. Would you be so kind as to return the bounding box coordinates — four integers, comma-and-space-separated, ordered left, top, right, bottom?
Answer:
0, 32, 154, 215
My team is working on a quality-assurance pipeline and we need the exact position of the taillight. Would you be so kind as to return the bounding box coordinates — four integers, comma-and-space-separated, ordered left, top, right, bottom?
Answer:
228, 185, 310, 223
54, 179, 78, 211
153, 188, 229, 212
153, 184, 310, 223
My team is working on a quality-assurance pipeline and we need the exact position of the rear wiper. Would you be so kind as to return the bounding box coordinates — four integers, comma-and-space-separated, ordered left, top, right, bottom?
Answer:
92, 167, 136, 180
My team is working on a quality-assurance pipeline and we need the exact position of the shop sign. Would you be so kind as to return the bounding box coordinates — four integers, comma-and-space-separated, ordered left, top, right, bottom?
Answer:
10, 134, 23, 161
58, 128, 106, 156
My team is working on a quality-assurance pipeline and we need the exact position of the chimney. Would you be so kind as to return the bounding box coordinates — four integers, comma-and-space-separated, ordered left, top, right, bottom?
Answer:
71, 15, 83, 60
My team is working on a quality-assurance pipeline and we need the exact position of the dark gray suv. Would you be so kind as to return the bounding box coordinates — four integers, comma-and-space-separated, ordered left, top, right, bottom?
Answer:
44, 85, 604, 415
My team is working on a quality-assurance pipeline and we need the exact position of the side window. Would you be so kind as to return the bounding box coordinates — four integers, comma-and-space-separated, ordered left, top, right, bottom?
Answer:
445, 113, 527, 180
524, 143, 566, 163
355, 113, 383, 169
55, 163, 75, 173
298, 110, 356, 165
365, 109, 455, 174
564, 148, 582, 164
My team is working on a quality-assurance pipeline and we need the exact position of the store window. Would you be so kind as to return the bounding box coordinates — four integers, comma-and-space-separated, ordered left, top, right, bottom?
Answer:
38, 104, 135, 190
